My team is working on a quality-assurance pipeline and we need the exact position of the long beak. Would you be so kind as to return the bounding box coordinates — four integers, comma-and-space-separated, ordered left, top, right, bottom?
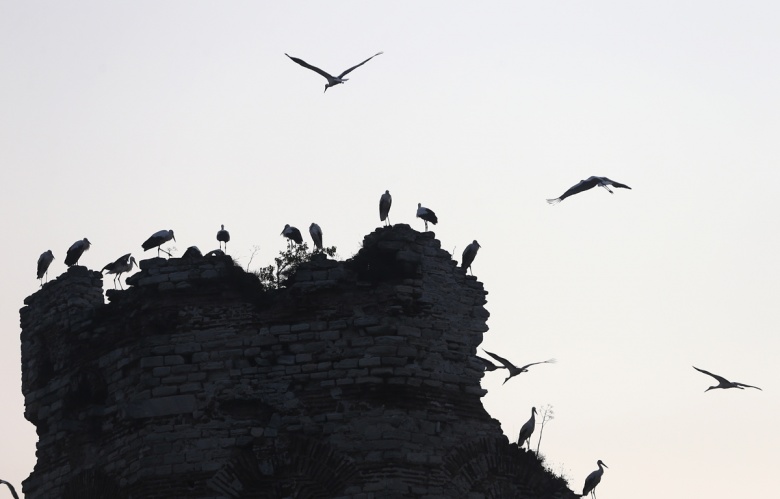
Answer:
173, 236, 177, 242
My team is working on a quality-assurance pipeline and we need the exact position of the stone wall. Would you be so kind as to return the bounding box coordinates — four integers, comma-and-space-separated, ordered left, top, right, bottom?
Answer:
19, 225, 576, 498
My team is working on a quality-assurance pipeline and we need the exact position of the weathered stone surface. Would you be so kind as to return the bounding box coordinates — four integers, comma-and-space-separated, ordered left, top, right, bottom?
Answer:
19, 225, 575, 499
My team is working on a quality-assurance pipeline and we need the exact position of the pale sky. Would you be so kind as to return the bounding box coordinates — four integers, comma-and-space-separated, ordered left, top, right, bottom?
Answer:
2, 2, 779, 497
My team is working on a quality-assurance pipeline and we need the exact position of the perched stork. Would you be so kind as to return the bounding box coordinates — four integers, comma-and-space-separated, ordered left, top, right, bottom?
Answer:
217, 224, 230, 252
182, 246, 202, 259
693, 366, 762, 392
379, 190, 392, 226
0, 479, 20, 499
476, 356, 506, 372
309, 223, 323, 251
37, 250, 54, 285
281, 224, 303, 248
285, 51, 383, 92
416, 203, 438, 231
461, 240, 481, 275
102, 253, 138, 290
482, 350, 556, 385
517, 407, 537, 450
143, 230, 175, 257
64, 238, 91, 267
582, 460, 608, 499
547, 176, 631, 204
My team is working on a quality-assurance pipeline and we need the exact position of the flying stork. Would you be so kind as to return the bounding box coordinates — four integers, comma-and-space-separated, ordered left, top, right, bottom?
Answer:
517, 407, 537, 450
476, 356, 506, 372
217, 224, 230, 252
0, 479, 19, 499
582, 460, 608, 499
102, 253, 138, 290
143, 230, 175, 257
693, 366, 762, 392
281, 224, 303, 248
64, 238, 91, 267
547, 176, 631, 204
285, 51, 383, 92
416, 203, 438, 231
379, 190, 392, 226
37, 250, 54, 285
482, 349, 556, 385
461, 240, 481, 275
309, 223, 323, 252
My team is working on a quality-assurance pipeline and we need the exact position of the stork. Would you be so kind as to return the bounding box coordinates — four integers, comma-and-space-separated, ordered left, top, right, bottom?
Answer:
379, 190, 392, 226
102, 253, 138, 290
461, 240, 481, 275
582, 460, 608, 499
309, 223, 323, 252
547, 176, 631, 204
285, 51, 383, 92
416, 203, 438, 231
0, 479, 19, 499
482, 350, 556, 385
64, 238, 91, 267
693, 366, 762, 391
143, 230, 175, 257
37, 250, 54, 285
217, 224, 230, 252
476, 356, 506, 372
281, 224, 303, 248
517, 407, 537, 450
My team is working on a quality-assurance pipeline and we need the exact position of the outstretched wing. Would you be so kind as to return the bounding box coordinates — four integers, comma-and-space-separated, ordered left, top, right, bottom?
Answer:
285, 53, 335, 80
693, 366, 729, 384
603, 178, 632, 190
519, 358, 556, 371
0, 480, 20, 499
482, 349, 516, 370
338, 51, 383, 78
735, 382, 762, 390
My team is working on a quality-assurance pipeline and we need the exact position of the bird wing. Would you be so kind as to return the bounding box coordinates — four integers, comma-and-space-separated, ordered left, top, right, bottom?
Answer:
582, 470, 601, 495
476, 356, 504, 370
603, 178, 632, 190
556, 178, 599, 201
693, 366, 729, 384
285, 54, 335, 80
337, 51, 383, 78
0, 480, 20, 499
482, 349, 516, 369
519, 358, 556, 370
735, 382, 762, 390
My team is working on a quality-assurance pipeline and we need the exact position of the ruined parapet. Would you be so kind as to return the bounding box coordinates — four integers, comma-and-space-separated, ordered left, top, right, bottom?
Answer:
19, 225, 575, 498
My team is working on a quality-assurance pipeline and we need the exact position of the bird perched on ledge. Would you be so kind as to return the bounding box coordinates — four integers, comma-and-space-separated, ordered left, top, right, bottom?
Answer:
281, 224, 303, 247
582, 460, 608, 498
693, 366, 762, 391
102, 253, 138, 290
143, 229, 175, 257
517, 407, 537, 450
309, 223, 323, 251
37, 250, 54, 285
64, 238, 91, 267
482, 350, 556, 385
416, 203, 438, 231
461, 240, 481, 275
547, 176, 631, 204
217, 224, 230, 252
379, 190, 392, 227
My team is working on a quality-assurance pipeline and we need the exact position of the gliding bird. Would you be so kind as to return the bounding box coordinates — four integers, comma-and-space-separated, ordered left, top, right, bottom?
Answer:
693, 366, 762, 391
547, 176, 631, 204
461, 240, 481, 275
102, 253, 138, 290
517, 407, 537, 450
285, 51, 383, 92
582, 460, 608, 499
482, 350, 556, 385
37, 250, 54, 285
217, 225, 230, 252
281, 224, 303, 247
0, 479, 20, 499
416, 203, 438, 231
476, 356, 506, 372
64, 238, 91, 267
309, 223, 323, 251
379, 190, 392, 226
143, 230, 175, 257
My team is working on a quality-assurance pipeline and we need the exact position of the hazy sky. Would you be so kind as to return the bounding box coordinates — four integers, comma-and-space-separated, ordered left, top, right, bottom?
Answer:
2, 2, 779, 497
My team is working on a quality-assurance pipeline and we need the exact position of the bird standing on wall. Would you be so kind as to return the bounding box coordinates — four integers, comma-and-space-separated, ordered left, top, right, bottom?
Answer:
143, 229, 176, 257
416, 203, 438, 231
285, 51, 383, 92
693, 366, 762, 391
461, 240, 481, 275
281, 224, 303, 248
64, 238, 91, 267
37, 250, 54, 285
0, 479, 20, 499
217, 225, 230, 252
582, 460, 608, 499
379, 190, 392, 226
309, 223, 323, 252
482, 350, 556, 385
547, 176, 631, 204
102, 253, 138, 290
517, 407, 537, 450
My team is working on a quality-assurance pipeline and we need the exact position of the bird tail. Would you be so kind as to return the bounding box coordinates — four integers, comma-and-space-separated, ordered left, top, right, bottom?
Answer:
546, 198, 562, 205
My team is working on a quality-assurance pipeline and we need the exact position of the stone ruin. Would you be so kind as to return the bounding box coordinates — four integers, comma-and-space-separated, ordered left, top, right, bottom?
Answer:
19, 224, 576, 498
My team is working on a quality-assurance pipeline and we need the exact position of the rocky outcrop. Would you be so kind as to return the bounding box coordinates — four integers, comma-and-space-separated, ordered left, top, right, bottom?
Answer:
19, 224, 575, 498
